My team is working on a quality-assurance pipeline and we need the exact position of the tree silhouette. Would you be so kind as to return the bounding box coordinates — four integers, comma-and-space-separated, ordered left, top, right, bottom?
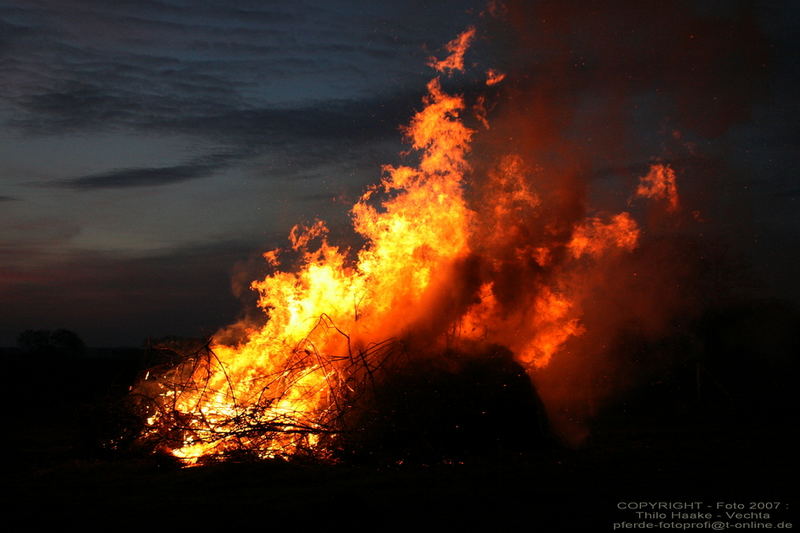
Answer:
17, 329, 86, 356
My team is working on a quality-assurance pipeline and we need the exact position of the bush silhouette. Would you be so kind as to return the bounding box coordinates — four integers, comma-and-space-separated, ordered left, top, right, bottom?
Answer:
17, 328, 86, 356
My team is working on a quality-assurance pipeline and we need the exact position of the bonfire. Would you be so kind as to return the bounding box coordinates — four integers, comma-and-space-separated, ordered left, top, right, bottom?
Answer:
133, 24, 683, 465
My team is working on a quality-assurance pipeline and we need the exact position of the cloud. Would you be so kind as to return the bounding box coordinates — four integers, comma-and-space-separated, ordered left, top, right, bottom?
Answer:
6, 61, 429, 151
1, 2, 413, 111
0, 195, 17, 201
58, 151, 243, 190
159, 93, 420, 144
0, 0, 485, 144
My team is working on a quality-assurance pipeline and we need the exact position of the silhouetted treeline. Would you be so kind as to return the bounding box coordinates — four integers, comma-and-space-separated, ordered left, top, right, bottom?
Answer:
16, 328, 86, 357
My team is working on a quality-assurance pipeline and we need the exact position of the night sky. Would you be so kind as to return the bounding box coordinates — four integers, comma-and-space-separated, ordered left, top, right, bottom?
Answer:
1, 0, 797, 347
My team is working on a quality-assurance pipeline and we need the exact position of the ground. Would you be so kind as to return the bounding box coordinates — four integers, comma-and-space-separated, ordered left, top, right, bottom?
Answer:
6, 337, 798, 529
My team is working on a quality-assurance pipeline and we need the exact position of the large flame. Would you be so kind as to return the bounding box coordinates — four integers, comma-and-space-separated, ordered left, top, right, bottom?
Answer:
136, 27, 680, 464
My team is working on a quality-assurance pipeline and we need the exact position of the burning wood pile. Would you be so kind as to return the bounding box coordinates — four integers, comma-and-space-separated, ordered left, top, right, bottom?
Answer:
131, 24, 687, 465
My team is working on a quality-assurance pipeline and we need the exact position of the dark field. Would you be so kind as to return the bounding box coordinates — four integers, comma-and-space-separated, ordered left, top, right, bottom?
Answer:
7, 301, 799, 529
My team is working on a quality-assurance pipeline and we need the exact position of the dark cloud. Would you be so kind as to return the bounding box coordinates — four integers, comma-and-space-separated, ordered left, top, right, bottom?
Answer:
159, 92, 421, 144
58, 151, 243, 190
14, 83, 137, 132
5, 56, 432, 149
0, 195, 17, 201
0, 0, 482, 141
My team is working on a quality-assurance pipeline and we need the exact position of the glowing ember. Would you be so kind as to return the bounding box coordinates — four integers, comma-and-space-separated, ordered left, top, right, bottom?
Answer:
568, 213, 640, 259
485, 69, 506, 86
636, 163, 680, 212
135, 26, 682, 464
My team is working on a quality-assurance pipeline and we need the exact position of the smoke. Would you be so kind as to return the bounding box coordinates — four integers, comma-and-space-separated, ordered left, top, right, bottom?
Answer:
449, 0, 773, 443
135, 2, 782, 462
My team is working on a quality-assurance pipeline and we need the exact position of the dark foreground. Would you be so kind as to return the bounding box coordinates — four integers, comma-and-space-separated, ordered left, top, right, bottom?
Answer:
6, 343, 798, 530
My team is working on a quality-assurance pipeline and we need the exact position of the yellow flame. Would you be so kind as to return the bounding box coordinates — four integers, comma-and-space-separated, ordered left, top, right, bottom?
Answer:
139, 27, 673, 463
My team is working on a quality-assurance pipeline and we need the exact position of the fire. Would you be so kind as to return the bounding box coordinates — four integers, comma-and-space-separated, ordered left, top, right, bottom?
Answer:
568, 213, 640, 259
428, 26, 476, 73
485, 69, 506, 86
636, 163, 680, 212
135, 26, 682, 464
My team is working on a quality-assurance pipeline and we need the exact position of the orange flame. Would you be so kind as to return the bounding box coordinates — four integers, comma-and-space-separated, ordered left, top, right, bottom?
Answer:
485, 68, 506, 86
137, 27, 680, 464
139, 37, 476, 463
568, 212, 640, 259
636, 163, 680, 211
428, 27, 476, 74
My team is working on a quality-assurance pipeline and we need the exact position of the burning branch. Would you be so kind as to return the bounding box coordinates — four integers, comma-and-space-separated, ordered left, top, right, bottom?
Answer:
133, 317, 403, 463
